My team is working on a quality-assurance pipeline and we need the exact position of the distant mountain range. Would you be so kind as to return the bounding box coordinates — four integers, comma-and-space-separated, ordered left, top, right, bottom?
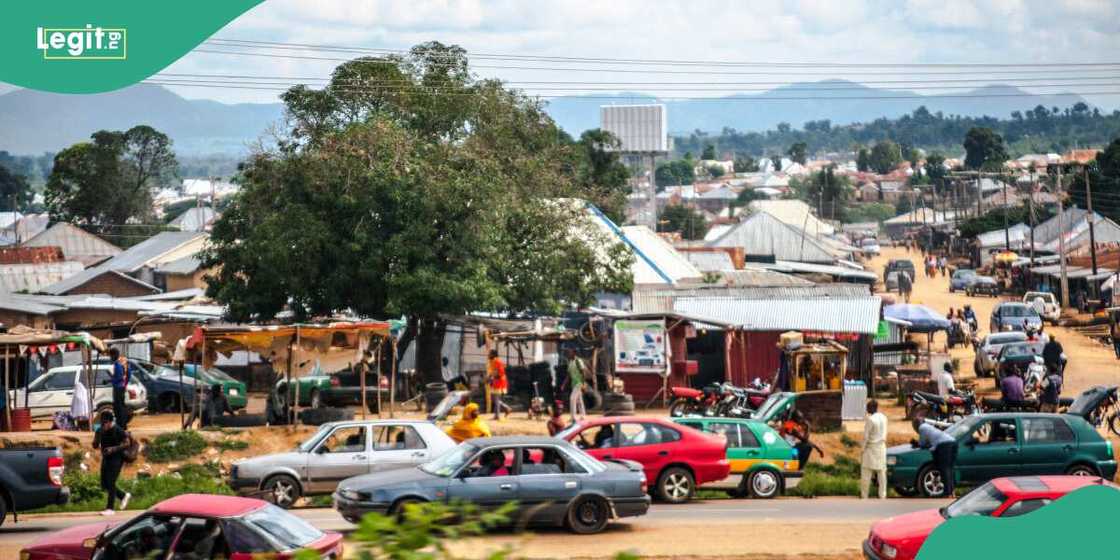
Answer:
0, 81, 1089, 156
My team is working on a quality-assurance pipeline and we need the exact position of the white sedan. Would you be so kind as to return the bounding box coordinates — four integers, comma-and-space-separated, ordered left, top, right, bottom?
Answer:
10, 365, 147, 419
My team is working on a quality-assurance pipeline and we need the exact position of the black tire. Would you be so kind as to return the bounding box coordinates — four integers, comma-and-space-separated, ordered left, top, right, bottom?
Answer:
390, 497, 425, 520
974, 360, 984, 378
309, 389, 322, 409
748, 469, 782, 499
214, 413, 267, 428
656, 466, 694, 503
299, 407, 353, 426
158, 393, 182, 413
669, 399, 699, 417
893, 485, 918, 497
565, 495, 610, 534
1109, 414, 1120, 438
1066, 464, 1099, 477
581, 388, 603, 412
603, 393, 635, 416
263, 474, 301, 509
917, 465, 948, 498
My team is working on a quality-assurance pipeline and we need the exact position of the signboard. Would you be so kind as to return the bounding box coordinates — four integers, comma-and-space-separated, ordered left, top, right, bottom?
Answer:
614, 320, 667, 373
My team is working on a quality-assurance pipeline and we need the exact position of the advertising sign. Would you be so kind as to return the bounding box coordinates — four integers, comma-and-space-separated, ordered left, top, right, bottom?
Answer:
614, 320, 667, 374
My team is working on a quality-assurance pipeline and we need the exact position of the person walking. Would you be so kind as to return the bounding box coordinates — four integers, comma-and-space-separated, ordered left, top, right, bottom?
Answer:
898, 270, 913, 303
1042, 335, 1064, 375
1039, 368, 1063, 413
92, 410, 130, 516
912, 417, 958, 497
860, 400, 888, 500
563, 349, 588, 421
936, 362, 956, 399
938, 255, 947, 277
486, 350, 511, 420
108, 348, 130, 429
1110, 312, 1120, 359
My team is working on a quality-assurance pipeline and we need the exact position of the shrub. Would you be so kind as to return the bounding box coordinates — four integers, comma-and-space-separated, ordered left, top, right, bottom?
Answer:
216, 438, 249, 452
145, 430, 207, 463
839, 434, 858, 449
33, 465, 233, 513
786, 454, 863, 498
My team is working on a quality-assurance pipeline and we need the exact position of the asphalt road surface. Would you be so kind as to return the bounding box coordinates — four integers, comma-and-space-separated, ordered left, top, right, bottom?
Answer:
2, 497, 948, 557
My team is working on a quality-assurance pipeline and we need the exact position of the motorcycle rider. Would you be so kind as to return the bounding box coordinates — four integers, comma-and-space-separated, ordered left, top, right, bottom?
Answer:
936, 362, 956, 399
962, 305, 977, 333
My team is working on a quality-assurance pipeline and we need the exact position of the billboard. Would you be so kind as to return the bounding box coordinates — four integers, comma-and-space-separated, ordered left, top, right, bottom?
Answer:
614, 320, 667, 374
599, 104, 669, 153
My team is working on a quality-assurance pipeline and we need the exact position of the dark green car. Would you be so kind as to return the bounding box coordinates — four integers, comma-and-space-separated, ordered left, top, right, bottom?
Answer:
888, 413, 1117, 497
674, 417, 802, 498
175, 364, 249, 410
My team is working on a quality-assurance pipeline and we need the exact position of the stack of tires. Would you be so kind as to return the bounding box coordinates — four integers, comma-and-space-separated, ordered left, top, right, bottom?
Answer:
601, 392, 634, 416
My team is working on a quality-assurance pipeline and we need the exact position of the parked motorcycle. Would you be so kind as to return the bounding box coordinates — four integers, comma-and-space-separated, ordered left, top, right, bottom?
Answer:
908, 389, 980, 426
713, 380, 771, 418
669, 384, 722, 417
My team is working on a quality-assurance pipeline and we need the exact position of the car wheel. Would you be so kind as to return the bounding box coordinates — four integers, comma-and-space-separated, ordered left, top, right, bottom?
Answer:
892, 485, 918, 497
1066, 464, 1098, 477
158, 393, 181, 413
917, 465, 948, 498
390, 497, 425, 520
566, 495, 610, 534
748, 469, 781, 499
309, 389, 322, 409
264, 474, 301, 509
973, 360, 984, 378
656, 467, 694, 503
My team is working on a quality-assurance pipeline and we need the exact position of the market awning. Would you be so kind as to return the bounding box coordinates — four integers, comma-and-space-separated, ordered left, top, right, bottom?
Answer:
882, 304, 950, 333
0, 324, 107, 352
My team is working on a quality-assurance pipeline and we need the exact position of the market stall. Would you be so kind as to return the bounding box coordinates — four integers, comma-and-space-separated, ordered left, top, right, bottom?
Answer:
0, 325, 107, 432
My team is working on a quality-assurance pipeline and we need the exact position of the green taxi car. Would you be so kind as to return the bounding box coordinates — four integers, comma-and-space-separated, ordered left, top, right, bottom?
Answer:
176, 364, 248, 410
675, 417, 802, 499
888, 413, 1117, 498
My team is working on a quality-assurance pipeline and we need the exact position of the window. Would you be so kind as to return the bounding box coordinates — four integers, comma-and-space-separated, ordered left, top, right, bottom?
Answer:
105, 514, 181, 559
517, 446, 585, 475
241, 504, 323, 549
1022, 418, 1075, 443
973, 419, 1018, 445
94, 369, 114, 387
619, 423, 676, 447
1001, 498, 1051, 518
463, 448, 514, 478
709, 423, 745, 448
374, 425, 425, 450
223, 519, 274, 553
317, 426, 367, 454
171, 518, 229, 559
944, 482, 1007, 518
42, 371, 75, 391
572, 424, 615, 449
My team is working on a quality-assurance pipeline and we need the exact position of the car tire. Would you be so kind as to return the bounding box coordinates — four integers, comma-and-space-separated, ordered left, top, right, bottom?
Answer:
656, 467, 694, 503
748, 469, 781, 499
214, 413, 267, 428
917, 465, 948, 498
892, 485, 918, 498
158, 393, 182, 413
1065, 464, 1099, 477
263, 474, 301, 509
565, 495, 610, 535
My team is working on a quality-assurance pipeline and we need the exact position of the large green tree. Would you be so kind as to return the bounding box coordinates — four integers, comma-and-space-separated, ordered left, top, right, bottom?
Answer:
799, 165, 850, 221
201, 42, 632, 383
787, 142, 808, 165
963, 127, 1009, 171
569, 129, 631, 223
657, 204, 708, 240
869, 140, 902, 174
655, 159, 695, 188
0, 165, 32, 210
733, 155, 759, 173
45, 126, 178, 232
1068, 137, 1120, 222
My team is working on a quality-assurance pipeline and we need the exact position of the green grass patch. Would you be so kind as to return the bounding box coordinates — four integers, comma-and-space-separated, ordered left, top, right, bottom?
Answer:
215, 438, 249, 452
33, 463, 233, 513
308, 494, 334, 507
144, 430, 208, 463
786, 455, 863, 497
839, 433, 859, 449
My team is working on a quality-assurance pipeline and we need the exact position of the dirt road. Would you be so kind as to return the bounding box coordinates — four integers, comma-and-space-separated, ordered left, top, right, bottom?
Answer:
868, 246, 1120, 396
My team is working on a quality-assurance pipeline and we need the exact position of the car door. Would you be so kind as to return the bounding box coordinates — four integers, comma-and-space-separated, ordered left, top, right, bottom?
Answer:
708, 421, 752, 474
957, 418, 1022, 483
27, 370, 75, 417
306, 424, 370, 492
447, 446, 518, 511
369, 424, 430, 472
94, 513, 183, 560
615, 422, 673, 478
1018, 417, 1077, 474
516, 445, 587, 525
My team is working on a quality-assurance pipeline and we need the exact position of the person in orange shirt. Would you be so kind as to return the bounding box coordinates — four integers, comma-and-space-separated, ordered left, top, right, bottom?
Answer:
487, 350, 512, 420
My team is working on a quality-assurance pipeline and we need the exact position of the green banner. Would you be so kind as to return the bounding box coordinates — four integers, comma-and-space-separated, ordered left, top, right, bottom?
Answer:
0, 1, 263, 93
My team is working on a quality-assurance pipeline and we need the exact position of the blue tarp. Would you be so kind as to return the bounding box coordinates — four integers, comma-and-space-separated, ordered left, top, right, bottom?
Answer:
882, 304, 951, 333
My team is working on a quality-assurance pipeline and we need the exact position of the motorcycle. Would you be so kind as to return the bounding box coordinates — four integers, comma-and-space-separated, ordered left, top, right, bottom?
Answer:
713, 380, 771, 418
669, 384, 722, 417
908, 389, 981, 426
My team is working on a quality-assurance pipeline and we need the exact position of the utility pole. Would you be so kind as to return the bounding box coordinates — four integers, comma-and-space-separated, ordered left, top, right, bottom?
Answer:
1057, 168, 1070, 308
1085, 165, 1098, 277
1028, 169, 1036, 266
1001, 174, 1010, 251
975, 176, 983, 217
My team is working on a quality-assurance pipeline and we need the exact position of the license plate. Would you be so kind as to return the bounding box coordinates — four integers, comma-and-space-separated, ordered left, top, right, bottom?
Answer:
229, 389, 239, 396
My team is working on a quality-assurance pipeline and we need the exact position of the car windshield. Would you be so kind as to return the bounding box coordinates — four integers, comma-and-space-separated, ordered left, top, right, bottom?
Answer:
1001, 343, 1035, 359
988, 333, 1027, 346
242, 504, 323, 549
954, 270, 976, 279
298, 425, 333, 452
944, 482, 1007, 518
1000, 305, 1037, 318
420, 444, 477, 477
944, 417, 979, 440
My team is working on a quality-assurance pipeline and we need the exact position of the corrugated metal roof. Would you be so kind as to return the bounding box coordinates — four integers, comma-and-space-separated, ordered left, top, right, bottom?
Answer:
977, 223, 1031, 248
708, 211, 839, 263
620, 225, 703, 285
169, 207, 217, 232
43, 231, 205, 295
673, 295, 881, 334
748, 200, 834, 236
682, 251, 734, 272
155, 254, 202, 275
703, 223, 732, 242
24, 223, 122, 266
633, 283, 867, 313
0, 261, 85, 293
718, 268, 815, 287
757, 260, 879, 281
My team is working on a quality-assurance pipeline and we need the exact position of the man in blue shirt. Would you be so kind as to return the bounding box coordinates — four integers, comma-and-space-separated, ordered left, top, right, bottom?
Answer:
912, 417, 958, 497
108, 348, 130, 429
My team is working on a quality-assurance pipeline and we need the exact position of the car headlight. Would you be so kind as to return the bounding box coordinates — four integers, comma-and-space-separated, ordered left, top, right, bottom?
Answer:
881, 542, 898, 559
339, 488, 367, 501
887, 455, 898, 466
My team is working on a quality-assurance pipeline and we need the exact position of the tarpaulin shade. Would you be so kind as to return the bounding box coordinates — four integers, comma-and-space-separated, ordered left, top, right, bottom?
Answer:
191, 322, 392, 370
882, 304, 951, 333
0, 324, 107, 352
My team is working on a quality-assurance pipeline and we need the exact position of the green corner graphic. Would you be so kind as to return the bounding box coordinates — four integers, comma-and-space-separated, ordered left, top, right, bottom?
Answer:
1, 1, 263, 93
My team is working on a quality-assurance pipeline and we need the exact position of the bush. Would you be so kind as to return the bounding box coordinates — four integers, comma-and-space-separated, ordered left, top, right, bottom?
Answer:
33, 464, 233, 513
216, 438, 249, 452
786, 454, 863, 498
145, 430, 208, 463
839, 434, 858, 449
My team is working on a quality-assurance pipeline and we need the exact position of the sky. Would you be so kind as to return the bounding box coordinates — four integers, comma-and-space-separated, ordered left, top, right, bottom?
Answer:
10, 0, 1120, 108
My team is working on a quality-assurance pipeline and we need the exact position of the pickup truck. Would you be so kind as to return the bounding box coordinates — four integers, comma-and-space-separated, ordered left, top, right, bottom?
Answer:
0, 446, 69, 525
1023, 291, 1060, 324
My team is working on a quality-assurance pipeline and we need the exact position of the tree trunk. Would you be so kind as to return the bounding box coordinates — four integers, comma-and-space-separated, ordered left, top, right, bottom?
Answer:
414, 317, 447, 385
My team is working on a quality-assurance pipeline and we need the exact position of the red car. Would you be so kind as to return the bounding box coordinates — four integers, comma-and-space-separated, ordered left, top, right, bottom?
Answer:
556, 416, 730, 503
21, 494, 343, 560
863, 476, 1114, 560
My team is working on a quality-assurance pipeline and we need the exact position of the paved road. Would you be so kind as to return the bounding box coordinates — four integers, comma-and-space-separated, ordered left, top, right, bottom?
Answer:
0, 497, 947, 551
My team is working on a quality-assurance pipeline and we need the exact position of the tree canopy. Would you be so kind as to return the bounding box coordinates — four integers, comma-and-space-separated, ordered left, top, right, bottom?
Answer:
201, 42, 633, 382
787, 142, 808, 165
963, 127, 1010, 171
657, 204, 708, 240
655, 159, 696, 188
0, 165, 32, 210
869, 140, 902, 174
44, 125, 178, 233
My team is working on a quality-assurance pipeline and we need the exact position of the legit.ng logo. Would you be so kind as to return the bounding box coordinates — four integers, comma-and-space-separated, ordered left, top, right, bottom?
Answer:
36, 25, 126, 60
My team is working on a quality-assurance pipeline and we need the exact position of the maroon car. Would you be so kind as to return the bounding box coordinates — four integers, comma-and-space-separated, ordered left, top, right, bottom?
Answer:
21, 494, 342, 559
556, 416, 730, 504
